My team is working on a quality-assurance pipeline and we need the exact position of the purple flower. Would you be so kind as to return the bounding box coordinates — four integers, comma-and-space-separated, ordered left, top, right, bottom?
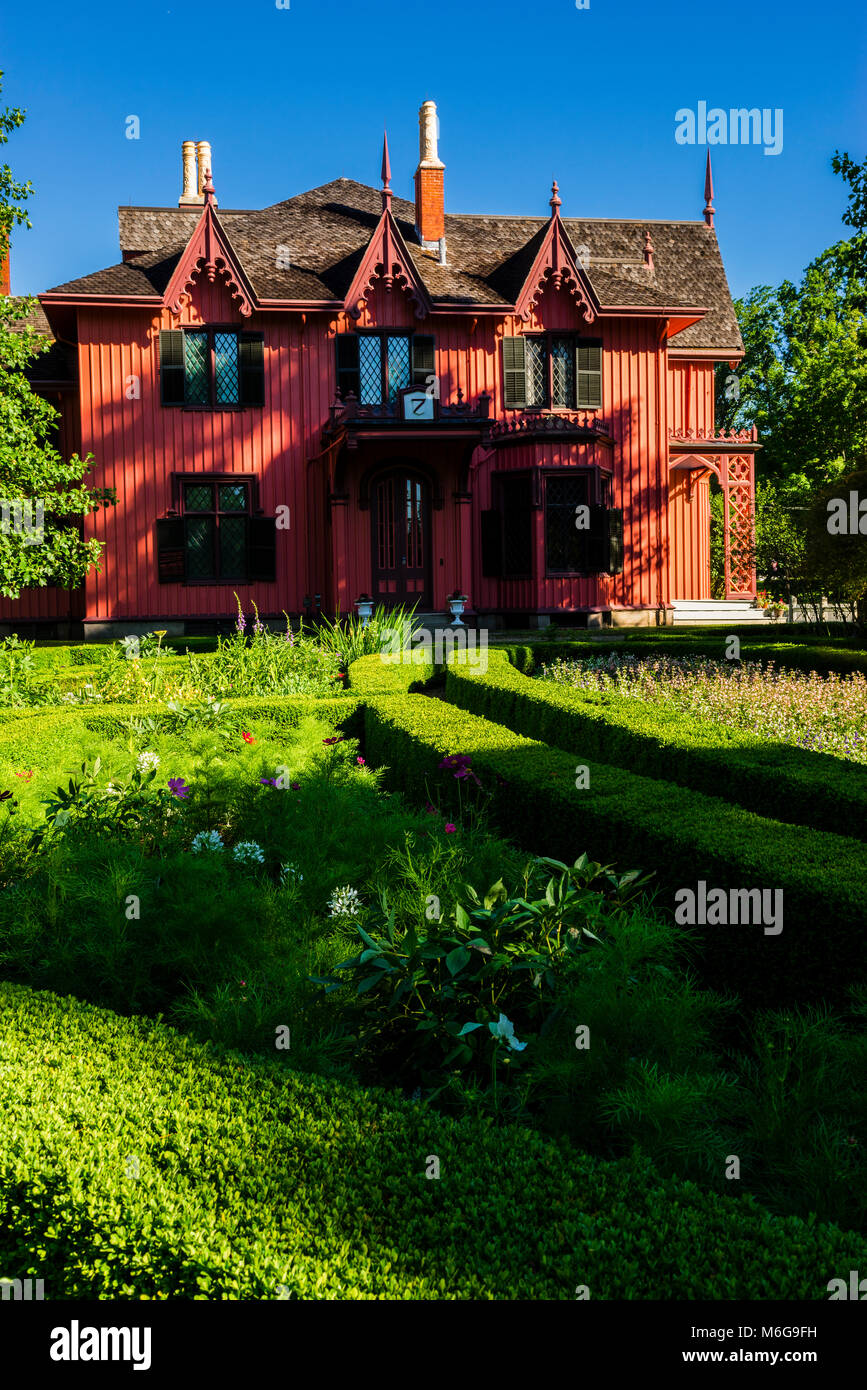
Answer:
235, 609, 246, 634
259, 777, 278, 787
291, 781, 301, 791
168, 777, 190, 799
424, 802, 439, 815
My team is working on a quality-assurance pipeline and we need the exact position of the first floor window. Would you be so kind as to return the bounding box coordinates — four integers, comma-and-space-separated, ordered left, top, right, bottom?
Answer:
160, 329, 265, 408
482, 468, 622, 578
156, 476, 277, 583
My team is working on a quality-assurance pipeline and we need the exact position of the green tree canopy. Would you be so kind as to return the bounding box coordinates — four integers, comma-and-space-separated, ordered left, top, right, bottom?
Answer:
0, 71, 113, 600
716, 152, 867, 496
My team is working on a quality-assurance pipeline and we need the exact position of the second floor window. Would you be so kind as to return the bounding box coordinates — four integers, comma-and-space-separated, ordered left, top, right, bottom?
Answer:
336, 333, 435, 405
503, 336, 602, 410
160, 329, 265, 409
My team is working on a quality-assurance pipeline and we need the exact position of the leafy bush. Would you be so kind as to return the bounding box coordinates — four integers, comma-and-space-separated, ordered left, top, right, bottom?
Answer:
314, 853, 653, 1102
2, 981, 865, 1299
315, 602, 423, 667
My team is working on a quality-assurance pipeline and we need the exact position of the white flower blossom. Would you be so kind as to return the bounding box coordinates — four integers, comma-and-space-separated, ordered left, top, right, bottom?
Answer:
327, 885, 363, 918
488, 1013, 527, 1052
280, 862, 304, 885
191, 830, 224, 854
232, 840, 265, 866
136, 750, 160, 774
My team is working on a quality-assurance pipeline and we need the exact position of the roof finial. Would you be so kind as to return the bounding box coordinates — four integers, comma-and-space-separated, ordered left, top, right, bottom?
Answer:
381, 129, 392, 211
550, 179, 562, 217
644, 228, 655, 271
203, 167, 216, 206
703, 151, 715, 228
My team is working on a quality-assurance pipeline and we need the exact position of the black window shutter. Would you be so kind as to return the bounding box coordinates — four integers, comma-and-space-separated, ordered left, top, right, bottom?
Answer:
585, 504, 608, 572
160, 330, 185, 405
411, 335, 436, 384
335, 334, 360, 398
576, 342, 602, 409
502, 337, 527, 409
607, 508, 624, 574
238, 334, 265, 407
480, 510, 504, 577
156, 517, 186, 581
247, 515, 277, 583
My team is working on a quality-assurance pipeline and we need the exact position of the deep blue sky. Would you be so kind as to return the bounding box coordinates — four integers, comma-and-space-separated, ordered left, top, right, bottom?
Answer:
2, 0, 865, 300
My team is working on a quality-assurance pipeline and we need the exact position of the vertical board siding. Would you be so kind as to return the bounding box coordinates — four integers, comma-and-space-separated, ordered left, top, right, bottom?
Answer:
5, 269, 719, 626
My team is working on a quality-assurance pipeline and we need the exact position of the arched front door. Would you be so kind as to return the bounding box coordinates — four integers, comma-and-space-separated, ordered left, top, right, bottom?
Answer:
371, 468, 432, 608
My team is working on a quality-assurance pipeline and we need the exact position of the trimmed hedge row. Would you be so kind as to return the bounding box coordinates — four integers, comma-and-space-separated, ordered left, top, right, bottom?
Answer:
501, 636, 867, 678
348, 652, 436, 695
363, 693, 867, 1007
1, 981, 862, 1300
446, 650, 867, 840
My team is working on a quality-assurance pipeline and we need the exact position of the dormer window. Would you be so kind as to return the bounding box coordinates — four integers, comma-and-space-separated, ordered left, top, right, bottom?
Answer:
336, 332, 435, 405
160, 329, 265, 409
502, 335, 602, 410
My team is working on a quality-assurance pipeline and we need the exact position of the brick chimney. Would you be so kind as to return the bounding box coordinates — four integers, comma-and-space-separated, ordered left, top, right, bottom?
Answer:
414, 100, 445, 249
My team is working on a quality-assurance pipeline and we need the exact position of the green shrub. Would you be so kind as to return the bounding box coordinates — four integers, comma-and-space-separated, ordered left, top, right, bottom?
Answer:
445, 649, 867, 839
363, 693, 867, 1007
348, 652, 436, 695
504, 635, 867, 679
1, 982, 863, 1299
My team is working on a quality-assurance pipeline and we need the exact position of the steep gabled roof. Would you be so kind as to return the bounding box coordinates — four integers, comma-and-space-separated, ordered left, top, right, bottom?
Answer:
42, 178, 743, 352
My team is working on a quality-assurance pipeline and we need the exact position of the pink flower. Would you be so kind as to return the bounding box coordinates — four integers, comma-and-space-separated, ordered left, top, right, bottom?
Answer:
291, 781, 300, 791
242, 732, 255, 745
444, 822, 456, 834
424, 802, 439, 815
356, 756, 366, 766
14, 770, 34, 782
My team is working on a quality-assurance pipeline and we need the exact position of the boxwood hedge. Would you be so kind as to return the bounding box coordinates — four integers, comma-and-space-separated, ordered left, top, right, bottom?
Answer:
363, 693, 867, 1006
348, 652, 436, 695
446, 650, 867, 840
1, 982, 863, 1300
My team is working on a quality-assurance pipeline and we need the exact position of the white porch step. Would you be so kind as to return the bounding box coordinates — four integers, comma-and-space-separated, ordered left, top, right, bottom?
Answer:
670, 600, 766, 626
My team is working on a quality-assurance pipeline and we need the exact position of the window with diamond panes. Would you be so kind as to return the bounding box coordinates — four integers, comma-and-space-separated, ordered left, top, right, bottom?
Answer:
218, 483, 247, 512
214, 333, 240, 405
186, 517, 216, 579
386, 336, 411, 404
358, 337, 383, 405
526, 338, 548, 407
219, 516, 247, 578
546, 473, 591, 572
183, 333, 210, 406
180, 478, 251, 581
551, 337, 575, 408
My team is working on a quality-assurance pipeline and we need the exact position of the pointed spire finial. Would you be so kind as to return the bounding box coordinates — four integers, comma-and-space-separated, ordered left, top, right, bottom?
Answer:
203, 168, 216, 206
644, 228, 655, 271
703, 151, 715, 228
550, 179, 562, 216
381, 130, 392, 211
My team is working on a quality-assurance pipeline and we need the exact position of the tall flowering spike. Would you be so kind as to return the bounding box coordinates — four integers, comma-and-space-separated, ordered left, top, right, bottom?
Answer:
703, 152, 715, 228
381, 129, 392, 212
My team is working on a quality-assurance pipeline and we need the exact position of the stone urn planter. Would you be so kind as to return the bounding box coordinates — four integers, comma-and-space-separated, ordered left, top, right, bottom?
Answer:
447, 593, 468, 627
354, 594, 374, 628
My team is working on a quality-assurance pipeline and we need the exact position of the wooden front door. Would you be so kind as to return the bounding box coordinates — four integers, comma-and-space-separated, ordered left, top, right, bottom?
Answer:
371, 469, 431, 608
